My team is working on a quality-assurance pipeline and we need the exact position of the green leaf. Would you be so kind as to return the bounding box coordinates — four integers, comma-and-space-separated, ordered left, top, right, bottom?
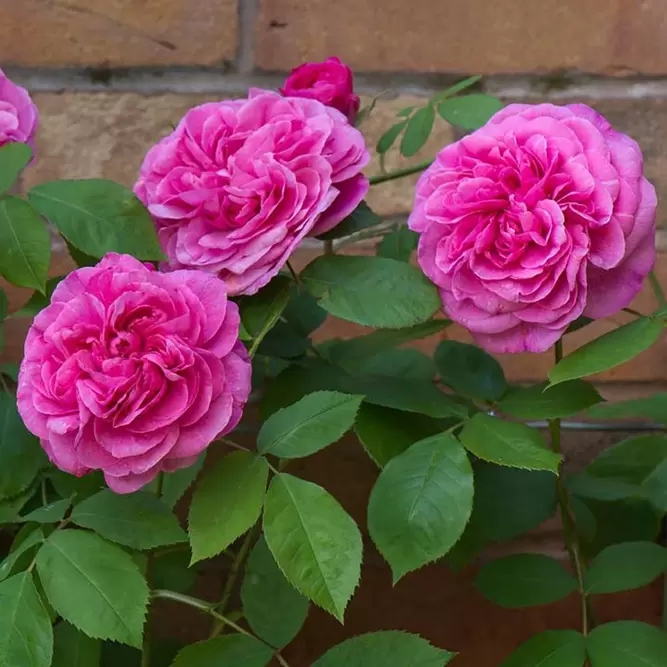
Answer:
71, 490, 186, 550
20, 497, 72, 523
52, 622, 101, 667
587, 393, 667, 424
0, 528, 44, 582
263, 473, 362, 621
313, 631, 455, 666
0, 572, 53, 667
501, 630, 586, 667
431, 75, 483, 102
475, 554, 577, 608
28, 179, 164, 261
460, 413, 561, 473
500, 380, 602, 420
0, 196, 50, 292
587, 434, 667, 481
355, 404, 453, 467
585, 542, 667, 594
302, 255, 440, 329
240, 274, 292, 347
356, 348, 436, 381
189, 451, 268, 563
376, 226, 419, 262
0, 487, 34, 523
66, 240, 99, 268
241, 536, 309, 648
368, 433, 474, 581
397, 106, 415, 118
170, 635, 274, 667
437, 94, 504, 130
587, 621, 667, 667
0, 142, 32, 194
400, 106, 436, 157
13, 276, 64, 318
36, 530, 149, 647
566, 315, 595, 334
49, 470, 105, 502
0, 392, 47, 500
0, 362, 19, 382
160, 452, 206, 509
317, 201, 382, 241
567, 473, 641, 502
549, 317, 663, 385
346, 375, 469, 419
326, 320, 448, 372
435, 340, 507, 401
258, 391, 363, 458
152, 550, 196, 595
376, 121, 408, 154
642, 459, 667, 512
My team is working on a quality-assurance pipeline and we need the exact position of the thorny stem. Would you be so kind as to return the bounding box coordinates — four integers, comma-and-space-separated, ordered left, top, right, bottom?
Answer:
369, 159, 433, 185
153, 589, 290, 665
549, 340, 590, 639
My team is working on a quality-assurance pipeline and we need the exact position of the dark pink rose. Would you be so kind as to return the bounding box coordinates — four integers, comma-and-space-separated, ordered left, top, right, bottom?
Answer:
409, 103, 657, 353
281, 57, 361, 123
0, 68, 38, 149
135, 90, 369, 296
17, 253, 251, 493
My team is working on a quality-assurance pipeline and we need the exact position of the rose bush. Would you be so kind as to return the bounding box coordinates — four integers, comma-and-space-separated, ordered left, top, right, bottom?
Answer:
17, 253, 251, 493
135, 90, 369, 296
280, 56, 361, 123
1, 62, 667, 667
409, 103, 657, 353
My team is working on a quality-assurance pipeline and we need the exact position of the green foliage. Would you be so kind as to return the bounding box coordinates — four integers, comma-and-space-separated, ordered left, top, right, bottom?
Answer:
0, 572, 53, 667
435, 340, 507, 401
313, 631, 455, 666
160, 452, 206, 509
13, 276, 64, 318
317, 201, 382, 241
20, 497, 72, 523
0, 528, 44, 582
499, 380, 602, 419
241, 537, 309, 648
258, 391, 363, 458
460, 413, 561, 473
170, 635, 274, 667
301, 255, 441, 328
36, 530, 149, 647
28, 179, 164, 261
355, 403, 453, 467
549, 317, 663, 385
376, 226, 419, 262
0, 392, 47, 500
71, 490, 186, 550
437, 94, 504, 130
368, 433, 474, 581
0, 143, 32, 194
587, 392, 667, 424
475, 554, 577, 608
263, 473, 362, 621
584, 542, 667, 594
401, 106, 436, 157
0, 196, 50, 292
501, 630, 586, 667
240, 275, 292, 347
189, 451, 268, 563
377, 121, 408, 154
587, 621, 667, 666
52, 622, 101, 667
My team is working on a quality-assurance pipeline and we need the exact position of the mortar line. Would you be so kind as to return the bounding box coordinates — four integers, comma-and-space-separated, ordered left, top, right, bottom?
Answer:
235, 0, 260, 75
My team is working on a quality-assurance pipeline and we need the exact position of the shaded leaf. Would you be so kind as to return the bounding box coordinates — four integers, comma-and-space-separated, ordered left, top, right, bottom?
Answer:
376, 226, 419, 262
160, 452, 206, 509
500, 381, 602, 420
170, 635, 274, 667
500, 630, 585, 667
0, 528, 44, 582
52, 622, 101, 667
20, 497, 72, 523
587, 621, 667, 667
317, 201, 382, 241
587, 393, 667, 424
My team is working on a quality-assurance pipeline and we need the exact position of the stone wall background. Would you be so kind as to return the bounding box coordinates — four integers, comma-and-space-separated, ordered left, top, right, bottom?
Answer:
3, 3, 667, 664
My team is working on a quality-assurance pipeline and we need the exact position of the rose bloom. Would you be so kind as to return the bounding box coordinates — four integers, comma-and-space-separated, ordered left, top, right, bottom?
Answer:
135, 90, 369, 296
280, 56, 361, 123
17, 253, 251, 493
0, 68, 38, 148
409, 103, 657, 353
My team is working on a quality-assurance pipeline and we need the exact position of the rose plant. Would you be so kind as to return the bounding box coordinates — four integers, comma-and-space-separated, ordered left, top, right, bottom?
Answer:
0, 60, 667, 667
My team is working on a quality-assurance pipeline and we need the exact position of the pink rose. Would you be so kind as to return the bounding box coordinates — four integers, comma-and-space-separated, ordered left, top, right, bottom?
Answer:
17, 253, 251, 494
280, 57, 361, 123
135, 90, 369, 296
409, 103, 657, 354
0, 68, 38, 148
